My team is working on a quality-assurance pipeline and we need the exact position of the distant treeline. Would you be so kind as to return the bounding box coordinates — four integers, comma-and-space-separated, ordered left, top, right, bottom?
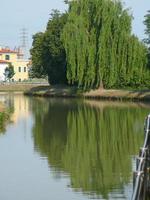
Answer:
30, 0, 150, 89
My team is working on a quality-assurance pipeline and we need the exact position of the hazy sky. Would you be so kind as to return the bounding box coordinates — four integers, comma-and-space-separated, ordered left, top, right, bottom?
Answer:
0, 0, 149, 49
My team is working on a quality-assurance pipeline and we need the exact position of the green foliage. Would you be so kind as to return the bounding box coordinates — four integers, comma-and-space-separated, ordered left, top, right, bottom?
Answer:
31, 1, 149, 89
144, 10, 150, 72
30, 10, 68, 84
63, 0, 149, 89
4, 63, 15, 81
144, 10, 150, 45
30, 33, 47, 78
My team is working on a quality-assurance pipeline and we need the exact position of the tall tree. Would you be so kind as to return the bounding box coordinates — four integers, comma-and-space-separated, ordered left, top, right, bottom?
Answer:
144, 10, 150, 45
144, 10, 150, 71
30, 32, 46, 78
62, 0, 149, 89
44, 10, 68, 84
30, 10, 68, 84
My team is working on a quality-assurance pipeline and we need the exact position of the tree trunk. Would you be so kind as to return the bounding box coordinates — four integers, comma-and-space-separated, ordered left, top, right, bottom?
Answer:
98, 80, 104, 90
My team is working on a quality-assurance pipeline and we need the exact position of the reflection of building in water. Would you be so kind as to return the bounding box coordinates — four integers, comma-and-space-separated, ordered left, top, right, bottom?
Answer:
0, 93, 30, 124
10, 94, 30, 123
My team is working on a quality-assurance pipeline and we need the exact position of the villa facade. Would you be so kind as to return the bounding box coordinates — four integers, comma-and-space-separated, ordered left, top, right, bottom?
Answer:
0, 47, 29, 82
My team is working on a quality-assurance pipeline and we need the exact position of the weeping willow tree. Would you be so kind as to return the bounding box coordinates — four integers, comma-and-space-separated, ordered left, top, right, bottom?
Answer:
144, 10, 150, 85
63, 0, 149, 89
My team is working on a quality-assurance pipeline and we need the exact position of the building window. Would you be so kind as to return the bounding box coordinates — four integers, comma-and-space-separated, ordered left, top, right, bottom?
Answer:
24, 67, 26, 72
18, 67, 21, 72
5, 55, 10, 60
19, 78, 21, 82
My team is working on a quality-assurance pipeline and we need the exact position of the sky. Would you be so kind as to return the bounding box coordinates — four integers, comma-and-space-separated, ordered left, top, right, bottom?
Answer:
0, 0, 149, 50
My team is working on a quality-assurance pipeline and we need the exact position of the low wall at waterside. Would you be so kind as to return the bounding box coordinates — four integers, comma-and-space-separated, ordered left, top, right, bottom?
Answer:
0, 82, 49, 92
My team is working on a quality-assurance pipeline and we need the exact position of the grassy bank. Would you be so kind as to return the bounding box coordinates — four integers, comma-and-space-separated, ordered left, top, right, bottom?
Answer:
24, 85, 150, 102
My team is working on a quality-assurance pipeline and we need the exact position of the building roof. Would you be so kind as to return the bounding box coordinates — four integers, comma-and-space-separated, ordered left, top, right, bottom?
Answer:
0, 49, 18, 54
0, 60, 9, 64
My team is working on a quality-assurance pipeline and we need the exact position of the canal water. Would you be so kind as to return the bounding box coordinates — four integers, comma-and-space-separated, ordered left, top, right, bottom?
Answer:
0, 93, 149, 200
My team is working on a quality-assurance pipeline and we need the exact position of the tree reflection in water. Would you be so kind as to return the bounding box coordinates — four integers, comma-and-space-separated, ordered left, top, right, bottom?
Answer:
31, 98, 149, 199
0, 95, 14, 134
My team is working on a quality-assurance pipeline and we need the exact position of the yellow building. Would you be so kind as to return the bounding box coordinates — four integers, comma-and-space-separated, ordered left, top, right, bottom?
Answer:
0, 47, 29, 82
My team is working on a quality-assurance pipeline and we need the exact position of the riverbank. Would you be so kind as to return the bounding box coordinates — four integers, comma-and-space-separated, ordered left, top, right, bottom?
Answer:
0, 83, 49, 92
24, 85, 150, 102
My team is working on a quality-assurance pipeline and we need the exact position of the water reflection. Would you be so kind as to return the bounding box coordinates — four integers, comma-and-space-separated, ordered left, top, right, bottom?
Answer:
0, 93, 14, 134
0, 92, 31, 125
31, 98, 150, 199
0, 112, 9, 133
